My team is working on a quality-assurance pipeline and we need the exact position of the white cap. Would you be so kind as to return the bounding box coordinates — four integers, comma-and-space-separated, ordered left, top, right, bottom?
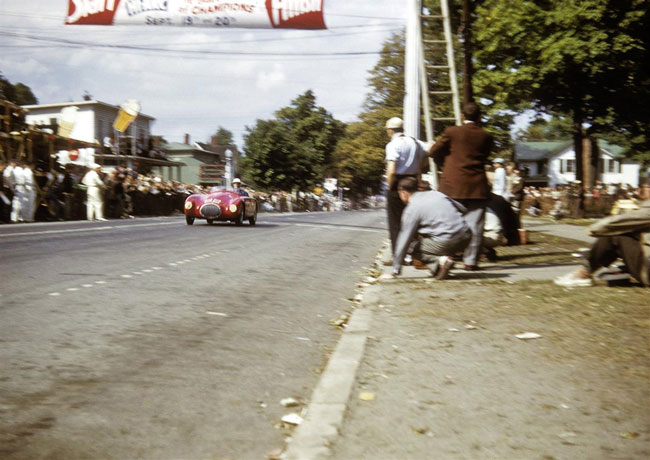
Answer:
492, 158, 505, 164
385, 117, 403, 129
90, 163, 101, 169
232, 178, 241, 184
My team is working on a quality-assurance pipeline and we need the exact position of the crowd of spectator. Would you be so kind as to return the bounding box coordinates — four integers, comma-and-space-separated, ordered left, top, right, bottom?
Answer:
2, 159, 647, 224
1, 162, 203, 223
522, 181, 649, 219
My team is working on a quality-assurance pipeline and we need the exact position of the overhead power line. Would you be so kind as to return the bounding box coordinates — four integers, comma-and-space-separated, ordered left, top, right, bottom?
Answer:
0, 30, 398, 57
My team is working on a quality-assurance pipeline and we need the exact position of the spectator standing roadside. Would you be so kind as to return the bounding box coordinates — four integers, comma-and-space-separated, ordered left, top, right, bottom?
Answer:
10, 161, 27, 223
426, 102, 494, 271
82, 164, 106, 221
491, 158, 506, 197
384, 116, 427, 257
23, 163, 37, 222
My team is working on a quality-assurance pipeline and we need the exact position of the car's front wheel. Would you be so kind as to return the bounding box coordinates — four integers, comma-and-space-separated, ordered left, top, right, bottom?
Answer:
235, 207, 245, 226
249, 214, 256, 226
186, 215, 195, 225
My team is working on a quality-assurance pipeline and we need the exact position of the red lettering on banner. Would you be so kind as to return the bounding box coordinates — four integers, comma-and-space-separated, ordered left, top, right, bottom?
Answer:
66, 0, 121, 25
265, 0, 326, 29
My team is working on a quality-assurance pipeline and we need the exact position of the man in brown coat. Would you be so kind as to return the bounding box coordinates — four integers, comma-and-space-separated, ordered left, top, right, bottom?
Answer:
426, 102, 493, 270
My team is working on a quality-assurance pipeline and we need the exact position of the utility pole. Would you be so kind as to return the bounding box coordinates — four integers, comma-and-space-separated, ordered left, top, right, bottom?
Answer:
461, 0, 474, 104
403, 0, 422, 138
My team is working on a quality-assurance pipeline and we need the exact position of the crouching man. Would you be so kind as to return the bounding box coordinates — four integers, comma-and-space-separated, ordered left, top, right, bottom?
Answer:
390, 176, 472, 280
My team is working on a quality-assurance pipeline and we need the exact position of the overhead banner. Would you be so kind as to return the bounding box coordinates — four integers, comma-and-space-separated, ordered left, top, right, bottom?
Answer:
66, 0, 326, 29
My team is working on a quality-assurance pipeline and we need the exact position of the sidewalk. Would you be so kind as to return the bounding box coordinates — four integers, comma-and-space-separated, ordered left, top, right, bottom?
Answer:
285, 222, 649, 459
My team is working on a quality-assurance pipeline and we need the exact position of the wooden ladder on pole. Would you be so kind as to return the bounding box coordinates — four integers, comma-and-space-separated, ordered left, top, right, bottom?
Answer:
418, 0, 461, 188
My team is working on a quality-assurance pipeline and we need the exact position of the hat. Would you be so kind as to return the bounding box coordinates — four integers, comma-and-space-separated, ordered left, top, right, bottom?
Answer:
90, 163, 101, 169
385, 117, 403, 129
232, 178, 241, 184
492, 158, 504, 164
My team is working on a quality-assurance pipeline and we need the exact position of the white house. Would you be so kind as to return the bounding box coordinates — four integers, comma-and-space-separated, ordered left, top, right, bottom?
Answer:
514, 140, 640, 187
22, 99, 155, 166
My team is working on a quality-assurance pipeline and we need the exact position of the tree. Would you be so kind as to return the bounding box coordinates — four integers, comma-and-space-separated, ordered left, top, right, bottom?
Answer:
473, 0, 650, 193
241, 90, 345, 191
0, 72, 38, 105
332, 32, 405, 195
514, 115, 573, 142
212, 126, 234, 145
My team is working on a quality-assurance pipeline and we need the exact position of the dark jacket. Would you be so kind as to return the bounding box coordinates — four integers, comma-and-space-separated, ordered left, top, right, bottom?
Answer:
428, 122, 493, 200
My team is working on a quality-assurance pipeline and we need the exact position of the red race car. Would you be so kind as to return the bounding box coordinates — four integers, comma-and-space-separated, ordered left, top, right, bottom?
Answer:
184, 190, 258, 226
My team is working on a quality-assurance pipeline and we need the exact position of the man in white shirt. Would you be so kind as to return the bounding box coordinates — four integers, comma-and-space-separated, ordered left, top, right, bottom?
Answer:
10, 161, 26, 223
491, 157, 506, 196
384, 116, 427, 256
82, 163, 106, 221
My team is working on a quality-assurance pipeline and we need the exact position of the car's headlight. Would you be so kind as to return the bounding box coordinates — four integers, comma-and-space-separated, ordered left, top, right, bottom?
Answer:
185, 201, 193, 210
229, 204, 238, 213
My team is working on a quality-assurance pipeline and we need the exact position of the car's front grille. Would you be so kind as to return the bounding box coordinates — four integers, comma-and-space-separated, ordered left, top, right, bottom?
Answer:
200, 204, 221, 219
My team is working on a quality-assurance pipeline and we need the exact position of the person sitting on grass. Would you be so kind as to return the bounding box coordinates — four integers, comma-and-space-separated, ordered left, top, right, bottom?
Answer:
389, 176, 472, 280
554, 200, 650, 287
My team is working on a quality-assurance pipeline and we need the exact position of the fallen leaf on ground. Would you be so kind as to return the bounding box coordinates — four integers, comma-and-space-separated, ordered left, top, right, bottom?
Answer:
516, 332, 542, 340
280, 398, 300, 407
359, 392, 376, 401
281, 413, 303, 425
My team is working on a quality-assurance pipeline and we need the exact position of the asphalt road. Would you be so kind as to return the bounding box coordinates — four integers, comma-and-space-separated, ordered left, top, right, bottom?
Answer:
0, 210, 387, 459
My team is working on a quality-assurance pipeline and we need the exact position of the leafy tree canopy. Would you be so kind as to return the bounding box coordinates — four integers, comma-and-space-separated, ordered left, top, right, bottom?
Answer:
212, 126, 234, 145
241, 90, 345, 191
473, 0, 649, 161
0, 72, 38, 105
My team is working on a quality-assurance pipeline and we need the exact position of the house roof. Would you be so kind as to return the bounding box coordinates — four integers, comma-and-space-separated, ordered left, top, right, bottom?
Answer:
598, 141, 626, 158
162, 142, 205, 153
22, 100, 155, 121
515, 139, 626, 161
514, 140, 572, 161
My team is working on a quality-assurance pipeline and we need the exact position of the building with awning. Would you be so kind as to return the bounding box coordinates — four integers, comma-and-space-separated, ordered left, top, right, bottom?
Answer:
20, 99, 183, 176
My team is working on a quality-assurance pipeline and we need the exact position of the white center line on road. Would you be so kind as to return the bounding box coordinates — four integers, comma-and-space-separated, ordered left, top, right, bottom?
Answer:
121, 274, 133, 278
82, 284, 94, 288
66, 287, 80, 291
49, 292, 61, 296
0, 221, 184, 238
95, 280, 107, 284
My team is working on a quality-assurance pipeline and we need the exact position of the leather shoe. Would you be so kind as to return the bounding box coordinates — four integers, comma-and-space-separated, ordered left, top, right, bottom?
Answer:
464, 264, 479, 271
412, 258, 429, 270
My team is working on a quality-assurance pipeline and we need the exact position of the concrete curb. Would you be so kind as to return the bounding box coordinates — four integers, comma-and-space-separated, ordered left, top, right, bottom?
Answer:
284, 290, 377, 459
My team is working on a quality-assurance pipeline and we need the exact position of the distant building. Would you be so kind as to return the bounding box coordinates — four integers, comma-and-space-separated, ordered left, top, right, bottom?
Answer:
514, 140, 641, 187
23, 100, 154, 166
22, 100, 183, 177
163, 134, 239, 186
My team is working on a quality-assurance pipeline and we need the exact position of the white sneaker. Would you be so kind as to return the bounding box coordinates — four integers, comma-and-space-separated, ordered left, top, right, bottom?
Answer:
554, 271, 593, 287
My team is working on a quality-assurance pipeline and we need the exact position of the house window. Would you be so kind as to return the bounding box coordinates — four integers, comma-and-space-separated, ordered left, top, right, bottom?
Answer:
566, 159, 576, 173
607, 159, 620, 173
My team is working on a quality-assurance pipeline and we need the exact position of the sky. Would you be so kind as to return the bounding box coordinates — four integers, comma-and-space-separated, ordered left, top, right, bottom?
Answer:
0, 0, 408, 148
